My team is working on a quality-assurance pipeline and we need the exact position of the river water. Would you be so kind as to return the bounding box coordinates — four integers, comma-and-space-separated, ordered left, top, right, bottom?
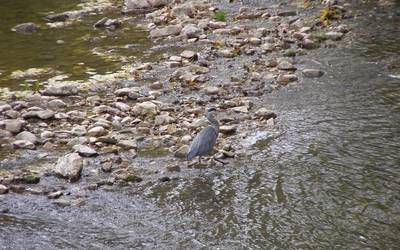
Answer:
1, 0, 400, 249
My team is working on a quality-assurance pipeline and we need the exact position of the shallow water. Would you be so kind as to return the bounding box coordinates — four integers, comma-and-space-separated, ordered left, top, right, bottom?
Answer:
1, 0, 400, 249
0, 0, 151, 90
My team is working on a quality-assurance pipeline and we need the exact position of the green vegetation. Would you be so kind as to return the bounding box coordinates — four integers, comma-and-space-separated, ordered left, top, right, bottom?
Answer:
214, 10, 226, 22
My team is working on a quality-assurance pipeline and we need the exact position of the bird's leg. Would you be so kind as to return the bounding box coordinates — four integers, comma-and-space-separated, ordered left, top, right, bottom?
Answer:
198, 156, 202, 164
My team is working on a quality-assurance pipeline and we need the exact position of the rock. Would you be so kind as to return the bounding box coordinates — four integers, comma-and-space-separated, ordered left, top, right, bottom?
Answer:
44, 13, 69, 22
218, 49, 235, 58
302, 69, 324, 78
48, 99, 67, 110
10, 67, 56, 79
181, 24, 202, 39
87, 126, 107, 137
0, 130, 13, 141
249, 37, 262, 45
154, 114, 175, 125
265, 58, 278, 67
277, 74, 298, 83
4, 119, 24, 133
166, 165, 180, 172
16, 131, 37, 144
114, 87, 141, 99
114, 102, 131, 112
117, 139, 137, 150
11, 23, 38, 33
41, 131, 54, 139
54, 153, 83, 182
159, 176, 170, 182
0, 184, 9, 194
12, 140, 36, 149
70, 125, 87, 136
42, 82, 79, 96
180, 50, 198, 60
22, 110, 54, 120
301, 39, 319, 49
219, 125, 237, 134
94, 17, 121, 30
174, 145, 188, 158
150, 25, 182, 38
208, 21, 227, 29
0, 104, 12, 113
204, 86, 220, 95
277, 61, 296, 70
123, 0, 171, 12
73, 145, 98, 157
325, 31, 344, 41
181, 135, 191, 143
15, 175, 40, 184
232, 106, 248, 113
277, 10, 297, 16
132, 102, 158, 116
47, 191, 63, 199
255, 108, 277, 120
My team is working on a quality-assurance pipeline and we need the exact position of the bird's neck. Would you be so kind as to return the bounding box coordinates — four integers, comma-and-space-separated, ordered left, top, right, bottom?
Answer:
206, 114, 219, 132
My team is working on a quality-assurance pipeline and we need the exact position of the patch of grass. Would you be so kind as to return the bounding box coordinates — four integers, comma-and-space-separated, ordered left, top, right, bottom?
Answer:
319, 7, 342, 26
214, 10, 227, 22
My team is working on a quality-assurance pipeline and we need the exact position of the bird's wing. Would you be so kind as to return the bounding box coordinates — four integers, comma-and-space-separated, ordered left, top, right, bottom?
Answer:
187, 127, 218, 160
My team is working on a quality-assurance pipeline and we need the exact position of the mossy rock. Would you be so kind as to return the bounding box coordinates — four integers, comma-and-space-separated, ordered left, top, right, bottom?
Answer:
20, 175, 41, 184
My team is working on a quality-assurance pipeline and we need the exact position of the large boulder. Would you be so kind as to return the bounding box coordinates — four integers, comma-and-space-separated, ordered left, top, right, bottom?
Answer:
54, 153, 83, 182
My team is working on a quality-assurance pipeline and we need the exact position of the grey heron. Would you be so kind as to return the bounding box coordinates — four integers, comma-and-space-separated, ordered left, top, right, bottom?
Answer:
187, 107, 224, 164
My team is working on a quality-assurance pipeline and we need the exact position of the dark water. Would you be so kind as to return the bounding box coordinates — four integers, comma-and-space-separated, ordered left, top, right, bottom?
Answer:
1, 0, 400, 249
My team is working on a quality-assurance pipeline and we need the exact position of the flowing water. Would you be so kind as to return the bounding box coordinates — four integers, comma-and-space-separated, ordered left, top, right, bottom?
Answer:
1, 1, 400, 249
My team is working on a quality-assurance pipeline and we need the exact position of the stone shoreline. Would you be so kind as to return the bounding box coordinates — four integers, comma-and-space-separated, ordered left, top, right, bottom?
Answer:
0, 0, 351, 204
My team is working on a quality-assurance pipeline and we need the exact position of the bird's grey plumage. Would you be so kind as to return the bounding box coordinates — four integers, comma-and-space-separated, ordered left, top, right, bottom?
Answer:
187, 108, 219, 161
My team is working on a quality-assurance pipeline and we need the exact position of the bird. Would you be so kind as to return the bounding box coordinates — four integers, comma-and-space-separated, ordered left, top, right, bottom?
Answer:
187, 107, 223, 164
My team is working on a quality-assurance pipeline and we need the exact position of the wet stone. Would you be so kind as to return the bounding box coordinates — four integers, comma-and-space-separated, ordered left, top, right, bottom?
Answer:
277, 74, 298, 84
11, 22, 38, 33
73, 144, 98, 157
302, 69, 324, 78
54, 153, 83, 182
47, 191, 63, 199
44, 13, 69, 22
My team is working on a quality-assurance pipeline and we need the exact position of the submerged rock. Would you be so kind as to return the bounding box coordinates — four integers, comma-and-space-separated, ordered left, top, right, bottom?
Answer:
10, 67, 56, 79
94, 17, 121, 30
11, 23, 38, 33
54, 153, 83, 182
44, 13, 69, 22
302, 69, 324, 78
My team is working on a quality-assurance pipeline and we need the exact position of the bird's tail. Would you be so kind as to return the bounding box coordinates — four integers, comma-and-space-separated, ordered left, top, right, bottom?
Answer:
186, 147, 197, 161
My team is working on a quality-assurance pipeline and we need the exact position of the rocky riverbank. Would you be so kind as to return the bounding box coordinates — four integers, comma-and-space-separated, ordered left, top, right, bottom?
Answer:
1, 0, 352, 205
